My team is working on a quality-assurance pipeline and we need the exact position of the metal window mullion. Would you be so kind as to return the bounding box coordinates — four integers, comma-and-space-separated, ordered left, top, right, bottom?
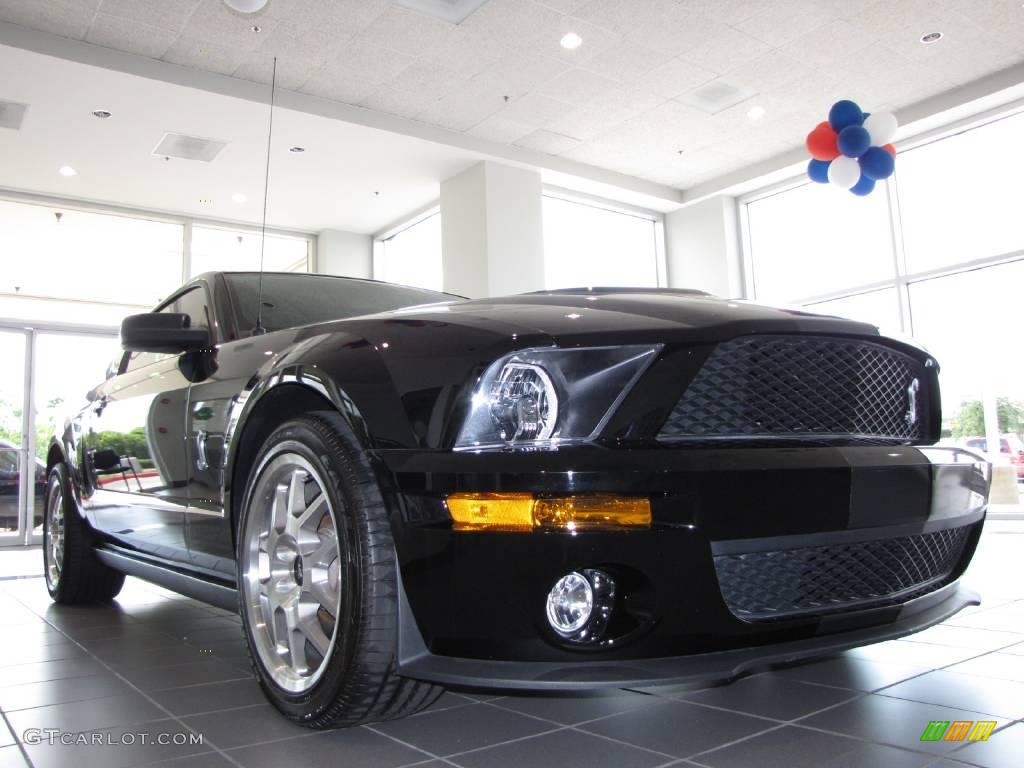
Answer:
182, 220, 193, 283
21, 329, 36, 545
884, 175, 913, 335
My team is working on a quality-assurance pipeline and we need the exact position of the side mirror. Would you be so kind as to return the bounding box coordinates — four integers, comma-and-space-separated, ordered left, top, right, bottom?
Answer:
121, 313, 211, 354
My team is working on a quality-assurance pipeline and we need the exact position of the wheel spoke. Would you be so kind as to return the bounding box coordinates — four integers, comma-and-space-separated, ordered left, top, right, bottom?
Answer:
297, 602, 331, 657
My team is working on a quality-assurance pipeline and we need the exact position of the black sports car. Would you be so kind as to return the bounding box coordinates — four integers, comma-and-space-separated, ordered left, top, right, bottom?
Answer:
44, 271, 990, 728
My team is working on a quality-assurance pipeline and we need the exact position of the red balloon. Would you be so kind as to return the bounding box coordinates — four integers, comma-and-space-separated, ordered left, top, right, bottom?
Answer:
882, 143, 896, 156
807, 121, 839, 161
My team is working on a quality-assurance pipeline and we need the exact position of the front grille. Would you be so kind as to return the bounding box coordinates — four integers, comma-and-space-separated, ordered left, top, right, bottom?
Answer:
713, 526, 972, 621
659, 335, 927, 445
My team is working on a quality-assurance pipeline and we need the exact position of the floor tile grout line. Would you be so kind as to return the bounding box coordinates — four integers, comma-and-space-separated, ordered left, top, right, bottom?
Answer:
5, 591, 248, 768
362, 723, 464, 768
683, 722, 790, 763
0, 709, 35, 768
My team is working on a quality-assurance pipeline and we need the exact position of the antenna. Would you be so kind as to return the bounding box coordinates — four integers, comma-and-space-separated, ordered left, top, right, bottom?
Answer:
252, 56, 277, 336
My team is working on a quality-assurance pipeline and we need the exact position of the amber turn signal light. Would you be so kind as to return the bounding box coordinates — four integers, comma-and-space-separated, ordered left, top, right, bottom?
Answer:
446, 493, 651, 531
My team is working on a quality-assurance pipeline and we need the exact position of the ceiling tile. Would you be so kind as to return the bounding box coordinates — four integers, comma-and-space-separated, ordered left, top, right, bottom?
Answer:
676, 0, 781, 26
626, 9, 729, 57
677, 26, 773, 74
262, 0, 388, 34
95, 0, 201, 33
779, 19, 879, 69
532, 0, 589, 12
180, 0, 278, 51
466, 114, 536, 143
514, 129, 580, 155
312, 40, 415, 87
358, 4, 454, 57
298, 70, 377, 104
733, 0, 840, 47
722, 49, 814, 95
232, 54, 314, 92
462, 0, 564, 48
386, 60, 466, 102
538, 67, 620, 104
641, 57, 717, 99
85, 14, 179, 59
420, 25, 511, 80
498, 92, 575, 126
162, 36, 248, 75
573, 0, 678, 34
470, 50, 571, 100
577, 39, 674, 83
363, 86, 441, 119
250, 20, 338, 63
0, 0, 94, 39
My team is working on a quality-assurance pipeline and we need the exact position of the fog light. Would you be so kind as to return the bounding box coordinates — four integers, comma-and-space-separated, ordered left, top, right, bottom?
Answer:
546, 572, 593, 637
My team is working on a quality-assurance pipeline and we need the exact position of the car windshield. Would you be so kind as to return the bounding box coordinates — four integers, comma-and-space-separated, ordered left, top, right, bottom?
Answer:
224, 273, 461, 336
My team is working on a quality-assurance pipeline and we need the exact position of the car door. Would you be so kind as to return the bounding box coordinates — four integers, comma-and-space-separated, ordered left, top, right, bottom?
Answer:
82, 286, 209, 563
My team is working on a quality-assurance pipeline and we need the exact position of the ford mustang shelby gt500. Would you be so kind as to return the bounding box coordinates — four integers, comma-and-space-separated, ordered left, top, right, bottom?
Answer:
43, 272, 989, 727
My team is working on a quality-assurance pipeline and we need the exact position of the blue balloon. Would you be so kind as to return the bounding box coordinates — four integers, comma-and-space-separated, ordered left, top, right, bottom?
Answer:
850, 174, 876, 196
807, 158, 830, 183
860, 146, 895, 180
837, 125, 871, 158
828, 99, 864, 132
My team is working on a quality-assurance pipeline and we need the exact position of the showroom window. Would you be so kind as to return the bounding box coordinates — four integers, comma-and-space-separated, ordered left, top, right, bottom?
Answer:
374, 210, 443, 292
190, 225, 310, 276
742, 107, 1024, 436
542, 195, 662, 290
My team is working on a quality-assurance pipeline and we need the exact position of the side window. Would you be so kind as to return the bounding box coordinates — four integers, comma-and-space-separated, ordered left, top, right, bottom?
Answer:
122, 286, 210, 373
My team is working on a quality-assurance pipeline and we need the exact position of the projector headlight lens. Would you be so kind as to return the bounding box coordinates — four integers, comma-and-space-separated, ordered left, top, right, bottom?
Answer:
546, 572, 593, 637
455, 345, 660, 450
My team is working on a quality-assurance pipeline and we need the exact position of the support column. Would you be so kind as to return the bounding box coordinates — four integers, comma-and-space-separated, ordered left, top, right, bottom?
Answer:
440, 161, 545, 298
317, 229, 372, 278
664, 195, 743, 297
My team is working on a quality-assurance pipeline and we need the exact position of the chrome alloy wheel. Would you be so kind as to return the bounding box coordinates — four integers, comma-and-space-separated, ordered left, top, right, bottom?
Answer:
44, 476, 65, 590
241, 453, 342, 693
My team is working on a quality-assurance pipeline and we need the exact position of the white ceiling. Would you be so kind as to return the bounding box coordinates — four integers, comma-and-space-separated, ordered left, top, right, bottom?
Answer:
0, 0, 1021, 194
0, 42, 489, 233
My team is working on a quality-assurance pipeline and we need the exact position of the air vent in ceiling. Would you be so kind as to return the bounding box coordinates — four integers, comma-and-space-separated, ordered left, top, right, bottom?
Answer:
0, 101, 28, 131
152, 132, 227, 162
395, 0, 490, 24
677, 79, 757, 115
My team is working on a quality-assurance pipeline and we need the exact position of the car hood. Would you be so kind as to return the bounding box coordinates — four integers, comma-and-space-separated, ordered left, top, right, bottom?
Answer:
380, 288, 887, 346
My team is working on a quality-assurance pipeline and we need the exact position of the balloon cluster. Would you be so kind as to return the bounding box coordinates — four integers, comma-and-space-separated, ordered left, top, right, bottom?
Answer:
806, 100, 897, 196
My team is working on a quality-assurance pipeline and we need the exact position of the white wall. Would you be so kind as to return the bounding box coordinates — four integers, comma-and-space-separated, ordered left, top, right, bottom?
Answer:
317, 229, 372, 278
440, 161, 544, 298
664, 195, 743, 297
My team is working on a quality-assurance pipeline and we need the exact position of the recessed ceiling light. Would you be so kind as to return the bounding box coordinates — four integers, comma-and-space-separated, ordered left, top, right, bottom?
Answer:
232, 192, 247, 204
747, 105, 766, 120
58, 165, 77, 177
92, 109, 111, 119
289, 146, 305, 153
560, 32, 582, 50
920, 31, 943, 44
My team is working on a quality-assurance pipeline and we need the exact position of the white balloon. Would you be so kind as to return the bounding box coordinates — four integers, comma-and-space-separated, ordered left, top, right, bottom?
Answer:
828, 155, 861, 189
223, 0, 269, 13
864, 111, 898, 146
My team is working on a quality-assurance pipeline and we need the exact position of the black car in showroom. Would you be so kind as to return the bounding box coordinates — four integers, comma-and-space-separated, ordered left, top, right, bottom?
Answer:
43, 271, 990, 728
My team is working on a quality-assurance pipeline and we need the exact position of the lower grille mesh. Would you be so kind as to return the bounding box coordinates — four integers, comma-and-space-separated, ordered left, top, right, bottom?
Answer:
713, 526, 972, 621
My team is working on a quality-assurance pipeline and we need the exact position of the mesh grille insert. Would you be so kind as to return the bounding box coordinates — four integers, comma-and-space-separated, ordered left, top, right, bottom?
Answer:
713, 526, 972, 621
659, 335, 926, 445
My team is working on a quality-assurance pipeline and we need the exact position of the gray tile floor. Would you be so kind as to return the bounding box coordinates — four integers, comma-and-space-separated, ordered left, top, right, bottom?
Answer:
0, 521, 1021, 768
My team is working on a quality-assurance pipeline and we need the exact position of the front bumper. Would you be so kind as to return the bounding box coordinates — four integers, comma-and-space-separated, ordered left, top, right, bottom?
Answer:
379, 444, 989, 688
397, 581, 979, 689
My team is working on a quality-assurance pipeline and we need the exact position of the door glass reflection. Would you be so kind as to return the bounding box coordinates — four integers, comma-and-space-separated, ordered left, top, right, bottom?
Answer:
0, 330, 27, 537
33, 332, 120, 534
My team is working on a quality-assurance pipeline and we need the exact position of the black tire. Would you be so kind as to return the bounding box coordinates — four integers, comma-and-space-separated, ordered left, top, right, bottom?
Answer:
236, 414, 443, 728
44, 463, 125, 603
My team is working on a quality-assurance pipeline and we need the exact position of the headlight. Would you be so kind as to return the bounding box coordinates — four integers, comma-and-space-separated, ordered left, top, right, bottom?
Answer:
455, 345, 660, 450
